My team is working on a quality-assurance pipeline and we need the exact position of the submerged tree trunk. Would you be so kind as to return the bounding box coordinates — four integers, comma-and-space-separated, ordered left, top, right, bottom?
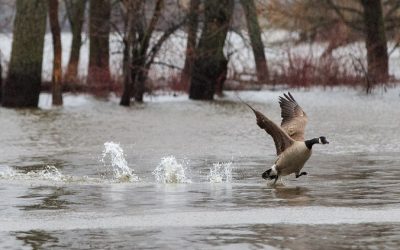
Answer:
180, 0, 200, 89
360, 0, 388, 83
134, 0, 164, 103
132, 56, 147, 103
240, 0, 269, 84
119, 42, 132, 106
120, 0, 182, 105
189, 0, 233, 100
49, 0, 63, 106
88, 0, 111, 95
2, 0, 47, 108
120, 0, 164, 105
119, 0, 139, 106
64, 0, 86, 84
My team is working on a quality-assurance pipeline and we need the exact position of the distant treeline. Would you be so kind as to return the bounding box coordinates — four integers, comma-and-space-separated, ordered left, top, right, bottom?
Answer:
0, 0, 397, 107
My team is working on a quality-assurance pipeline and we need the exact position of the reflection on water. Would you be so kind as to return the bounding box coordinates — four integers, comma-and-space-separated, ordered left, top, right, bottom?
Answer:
198, 223, 400, 250
17, 186, 75, 211
13, 230, 59, 250
272, 186, 312, 205
0, 90, 400, 248
8, 223, 400, 250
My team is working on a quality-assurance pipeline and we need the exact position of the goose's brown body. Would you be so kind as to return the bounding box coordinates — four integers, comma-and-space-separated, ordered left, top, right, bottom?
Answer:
275, 141, 311, 176
242, 92, 328, 181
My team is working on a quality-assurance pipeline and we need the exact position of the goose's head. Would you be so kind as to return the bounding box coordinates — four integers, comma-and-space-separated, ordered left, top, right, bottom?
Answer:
305, 136, 329, 149
318, 136, 329, 144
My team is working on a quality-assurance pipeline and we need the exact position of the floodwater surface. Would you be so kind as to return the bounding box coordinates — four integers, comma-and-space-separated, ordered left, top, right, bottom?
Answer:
1, 89, 400, 249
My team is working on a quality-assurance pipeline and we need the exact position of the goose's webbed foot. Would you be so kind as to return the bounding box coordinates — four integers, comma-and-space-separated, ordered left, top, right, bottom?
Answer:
295, 172, 307, 178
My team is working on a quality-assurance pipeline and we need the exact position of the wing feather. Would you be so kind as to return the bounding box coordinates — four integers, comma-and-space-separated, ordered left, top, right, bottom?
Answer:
279, 92, 308, 141
243, 101, 294, 155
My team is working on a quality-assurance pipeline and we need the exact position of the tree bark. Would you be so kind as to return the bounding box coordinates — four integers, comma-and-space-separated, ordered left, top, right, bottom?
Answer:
134, 0, 164, 103
240, 0, 269, 84
49, 0, 63, 106
64, 0, 86, 84
120, 0, 164, 105
119, 39, 132, 106
180, 0, 200, 89
360, 0, 388, 83
2, 0, 47, 108
120, 0, 182, 105
189, 0, 233, 100
120, 0, 140, 106
88, 0, 111, 95
0, 55, 2, 103
120, 11, 134, 106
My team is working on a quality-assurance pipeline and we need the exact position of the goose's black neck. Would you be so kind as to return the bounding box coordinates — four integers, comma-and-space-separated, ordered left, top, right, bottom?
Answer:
305, 138, 319, 150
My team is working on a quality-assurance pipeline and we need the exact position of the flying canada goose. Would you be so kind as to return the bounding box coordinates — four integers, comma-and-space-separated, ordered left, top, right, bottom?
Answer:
242, 92, 329, 184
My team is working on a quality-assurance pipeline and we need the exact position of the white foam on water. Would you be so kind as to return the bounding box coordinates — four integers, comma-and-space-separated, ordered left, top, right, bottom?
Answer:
101, 142, 139, 182
0, 165, 17, 178
0, 165, 69, 182
28, 165, 64, 181
152, 156, 192, 183
208, 162, 233, 183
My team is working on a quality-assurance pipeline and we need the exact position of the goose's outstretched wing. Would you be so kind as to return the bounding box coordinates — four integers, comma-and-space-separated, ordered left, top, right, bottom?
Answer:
243, 102, 294, 156
279, 92, 308, 141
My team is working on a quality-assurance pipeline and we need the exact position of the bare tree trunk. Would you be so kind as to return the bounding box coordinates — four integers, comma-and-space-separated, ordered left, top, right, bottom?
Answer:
0, 55, 2, 103
49, 0, 63, 106
88, 0, 111, 96
189, 0, 233, 100
120, 40, 132, 106
120, 0, 139, 106
64, 0, 86, 84
2, 0, 47, 108
120, 0, 181, 106
134, 0, 164, 103
180, 0, 200, 89
240, 0, 269, 84
360, 0, 388, 83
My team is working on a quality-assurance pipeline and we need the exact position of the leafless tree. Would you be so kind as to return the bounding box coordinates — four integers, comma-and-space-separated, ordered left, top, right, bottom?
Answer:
88, 0, 111, 96
49, 0, 63, 105
2, 0, 48, 108
119, 0, 186, 106
240, 0, 269, 84
189, 0, 234, 100
64, 0, 87, 84
180, 0, 200, 89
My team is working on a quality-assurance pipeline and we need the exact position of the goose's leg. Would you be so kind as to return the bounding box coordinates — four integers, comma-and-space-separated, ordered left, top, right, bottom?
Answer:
273, 175, 279, 184
295, 172, 307, 178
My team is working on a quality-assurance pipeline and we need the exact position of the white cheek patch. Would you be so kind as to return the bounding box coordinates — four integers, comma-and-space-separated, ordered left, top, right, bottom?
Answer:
318, 138, 322, 144
271, 164, 278, 175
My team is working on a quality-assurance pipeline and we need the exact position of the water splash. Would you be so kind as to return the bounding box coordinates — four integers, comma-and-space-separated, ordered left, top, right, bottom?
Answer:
0, 165, 66, 182
152, 156, 191, 183
101, 142, 139, 182
0, 165, 17, 178
29, 165, 64, 181
208, 162, 233, 183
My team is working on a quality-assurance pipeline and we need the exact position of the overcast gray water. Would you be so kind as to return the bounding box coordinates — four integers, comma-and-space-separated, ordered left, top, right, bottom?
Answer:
1, 89, 400, 249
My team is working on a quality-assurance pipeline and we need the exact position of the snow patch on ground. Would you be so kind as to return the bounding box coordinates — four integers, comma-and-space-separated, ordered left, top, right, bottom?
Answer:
2, 31, 400, 84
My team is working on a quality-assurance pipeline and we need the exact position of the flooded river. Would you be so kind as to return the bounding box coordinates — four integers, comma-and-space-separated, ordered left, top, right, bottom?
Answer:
1, 89, 400, 249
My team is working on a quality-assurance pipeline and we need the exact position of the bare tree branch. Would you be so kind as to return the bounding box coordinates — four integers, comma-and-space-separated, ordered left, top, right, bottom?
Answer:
324, 0, 364, 31
152, 61, 183, 70
145, 18, 187, 69
384, 0, 400, 19
140, 0, 164, 56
